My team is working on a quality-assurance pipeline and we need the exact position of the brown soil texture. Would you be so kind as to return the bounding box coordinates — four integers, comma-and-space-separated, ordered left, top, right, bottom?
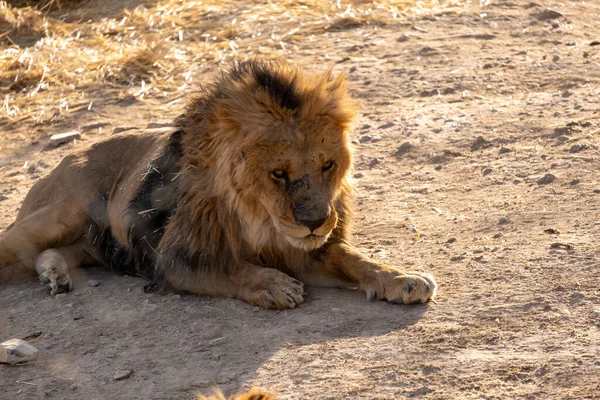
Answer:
1, 1, 600, 399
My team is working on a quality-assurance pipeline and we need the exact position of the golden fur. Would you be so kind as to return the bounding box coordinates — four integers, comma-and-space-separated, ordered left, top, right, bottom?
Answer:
0, 60, 437, 308
197, 388, 275, 400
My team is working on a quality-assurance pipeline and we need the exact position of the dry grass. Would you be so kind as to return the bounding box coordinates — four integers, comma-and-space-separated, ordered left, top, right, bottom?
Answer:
0, 0, 464, 129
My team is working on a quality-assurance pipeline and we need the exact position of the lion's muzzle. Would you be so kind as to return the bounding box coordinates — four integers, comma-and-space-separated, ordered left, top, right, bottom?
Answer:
292, 203, 330, 233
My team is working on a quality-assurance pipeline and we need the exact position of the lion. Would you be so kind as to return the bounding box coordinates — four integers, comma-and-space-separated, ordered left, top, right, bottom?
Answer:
197, 388, 275, 400
0, 60, 437, 309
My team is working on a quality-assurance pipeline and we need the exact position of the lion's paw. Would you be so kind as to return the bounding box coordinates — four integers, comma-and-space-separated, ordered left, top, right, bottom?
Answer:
365, 271, 437, 304
36, 249, 72, 296
247, 270, 305, 310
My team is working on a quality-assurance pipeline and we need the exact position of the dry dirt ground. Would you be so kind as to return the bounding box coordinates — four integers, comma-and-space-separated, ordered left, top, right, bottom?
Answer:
1, 0, 600, 399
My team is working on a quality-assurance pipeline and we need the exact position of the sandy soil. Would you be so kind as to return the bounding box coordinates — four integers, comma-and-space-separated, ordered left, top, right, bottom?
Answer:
1, 0, 600, 398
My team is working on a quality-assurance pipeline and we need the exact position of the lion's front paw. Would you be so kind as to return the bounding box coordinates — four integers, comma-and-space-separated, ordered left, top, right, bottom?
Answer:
365, 271, 437, 304
36, 250, 73, 296
244, 269, 305, 310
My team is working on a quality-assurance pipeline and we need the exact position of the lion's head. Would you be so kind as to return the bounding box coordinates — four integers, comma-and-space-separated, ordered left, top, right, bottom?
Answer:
179, 60, 356, 252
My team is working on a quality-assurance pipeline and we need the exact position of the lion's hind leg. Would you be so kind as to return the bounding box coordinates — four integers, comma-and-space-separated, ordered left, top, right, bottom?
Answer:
35, 240, 95, 295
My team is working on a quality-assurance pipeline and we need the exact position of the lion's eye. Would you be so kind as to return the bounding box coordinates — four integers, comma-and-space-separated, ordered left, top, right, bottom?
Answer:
271, 169, 287, 180
322, 160, 335, 172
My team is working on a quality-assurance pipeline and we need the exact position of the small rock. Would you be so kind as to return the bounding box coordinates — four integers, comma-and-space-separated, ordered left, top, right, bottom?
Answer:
359, 135, 373, 144
450, 253, 467, 262
498, 217, 509, 225
552, 55, 561, 62
569, 144, 588, 153
533, 9, 563, 21
570, 177, 580, 185
81, 122, 111, 131
142, 299, 158, 312
592, 310, 600, 319
482, 168, 493, 176
113, 369, 133, 381
397, 33, 410, 42
434, 165, 442, 171
147, 122, 172, 129
0, 195, 7, 202
498, 147, 511, 154
446, 237, 457, 244
353, 172, 364, 179
0, 339, 39, 364
395, 142, 414, 158
368, 158, 379, 168
49, 131, 81, 147
410, 386, 433, 397
112, 126, 137, 134
419, 46, 437, 56
537, 173, 556, 185
378, 122, 395, 129
471, 136, 492, 151
87, 279, 101, 287
21, 331, 43, 341
370, 135, 382, 143
570, 292, 584, 303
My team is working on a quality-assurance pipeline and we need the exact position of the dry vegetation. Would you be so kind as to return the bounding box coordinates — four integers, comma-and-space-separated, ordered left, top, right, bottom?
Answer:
0, 0, 464, 138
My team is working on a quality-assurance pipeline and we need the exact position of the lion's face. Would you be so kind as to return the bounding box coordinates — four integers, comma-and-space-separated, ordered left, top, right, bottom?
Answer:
188, 61, 356, 252
239, 119, 352, 251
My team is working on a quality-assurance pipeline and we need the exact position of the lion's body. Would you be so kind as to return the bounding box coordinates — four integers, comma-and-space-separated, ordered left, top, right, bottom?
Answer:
0, 60, 436, 308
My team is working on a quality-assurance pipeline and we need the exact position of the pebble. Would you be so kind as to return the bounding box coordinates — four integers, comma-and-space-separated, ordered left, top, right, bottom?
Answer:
498, 147, 511, 154
498, 217, 509, 225
537, 173, 556, 185
113, 126, 137, 134
569, 144, 588, 153
113, 369, 133, 381
142, 299, 158, 312
353, 172, 364, 179
87, 279, 101, 287
592, 311, 600, 319
0, 339, 39, 364
370, 135, 382, 143
533, 9, 564, 21
147, 122, 172, 129
378, 122, 395, 129
395, 142, 414, 157
49, 131, 81, 147
359, 135, 373, 143
569, 292, 585, 303
397, 33, 410, 42
471, 136, 491, 151
368, 158, 379, 168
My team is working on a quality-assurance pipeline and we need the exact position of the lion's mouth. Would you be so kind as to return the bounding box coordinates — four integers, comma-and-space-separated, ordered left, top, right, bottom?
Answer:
272, 213, 337, 250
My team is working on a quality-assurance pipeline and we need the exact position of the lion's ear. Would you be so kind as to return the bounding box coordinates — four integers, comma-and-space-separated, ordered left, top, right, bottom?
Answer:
319, 70, 357, 130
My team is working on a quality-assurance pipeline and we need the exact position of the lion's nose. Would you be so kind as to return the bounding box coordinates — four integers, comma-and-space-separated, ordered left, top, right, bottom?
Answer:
293, 204, 328, 232
297, 216, 328, 232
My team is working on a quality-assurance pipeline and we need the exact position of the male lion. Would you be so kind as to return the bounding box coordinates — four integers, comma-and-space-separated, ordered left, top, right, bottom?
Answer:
0, 60, 437, 309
